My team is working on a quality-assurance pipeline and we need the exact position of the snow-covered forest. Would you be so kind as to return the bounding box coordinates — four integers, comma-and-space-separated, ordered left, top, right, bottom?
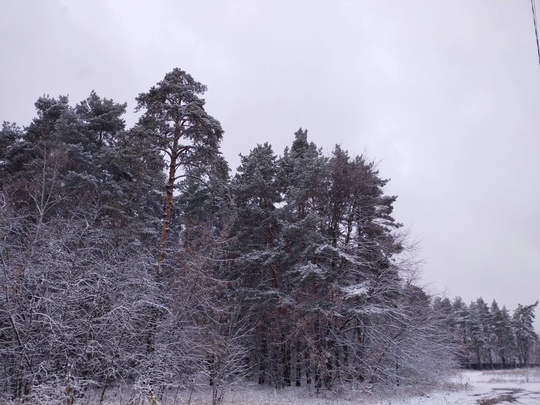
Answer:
0, 68, 538, 404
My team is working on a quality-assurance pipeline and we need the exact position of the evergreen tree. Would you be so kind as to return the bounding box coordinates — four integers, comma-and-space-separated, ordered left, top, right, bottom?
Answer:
433, 297, 456, 335
175, 152, 232, 245
0, 122, 24, 186
468, 298, 491, 368
513, 301, 539, 365
230, 143, 285, 385
135, 68, 224, 265
491, 301, 517, 367
452, 296, 471, 366
75, 90, 127, 149
277, 129, 329, 388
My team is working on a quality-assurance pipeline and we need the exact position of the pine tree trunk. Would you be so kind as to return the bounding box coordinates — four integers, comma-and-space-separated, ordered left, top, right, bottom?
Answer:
305, 348, 312, 385
283, 337, 291, 386
295, 340, 302, 387
157, 145, 178, 266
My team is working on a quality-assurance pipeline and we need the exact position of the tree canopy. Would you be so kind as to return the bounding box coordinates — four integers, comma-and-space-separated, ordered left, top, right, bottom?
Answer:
0, 68, 537, 404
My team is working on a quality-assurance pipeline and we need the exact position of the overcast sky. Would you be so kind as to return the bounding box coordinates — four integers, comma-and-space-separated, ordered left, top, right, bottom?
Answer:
1, 1, 539, 323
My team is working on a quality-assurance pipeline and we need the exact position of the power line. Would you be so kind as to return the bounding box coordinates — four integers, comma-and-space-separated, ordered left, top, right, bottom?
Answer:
531, 0, 540, 65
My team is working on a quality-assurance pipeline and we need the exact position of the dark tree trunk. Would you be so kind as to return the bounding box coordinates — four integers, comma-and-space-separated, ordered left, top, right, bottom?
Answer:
157, 140, 178, 266
295, 340, 302, 387
305, 348, 312, 385
282, 336, 291, 386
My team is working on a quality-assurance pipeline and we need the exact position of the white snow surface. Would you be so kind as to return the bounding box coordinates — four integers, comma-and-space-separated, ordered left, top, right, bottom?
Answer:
38, 368, 540, 404
380, 368, 540, 405
178, 369, 540, 405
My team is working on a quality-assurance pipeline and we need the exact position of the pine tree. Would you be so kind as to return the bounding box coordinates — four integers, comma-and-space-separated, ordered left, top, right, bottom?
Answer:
452, 296, 471, 366
75, 90, 127, 149
468, 298, 492, 368
278, 129, 329, 388
260, 131, 415, 387
513, 301, 539, 365
135, 68, 224, 266
491, 301, 517, 367
230, 143, 284, 385
0, 122, 24, 185
176, 152, 232, 245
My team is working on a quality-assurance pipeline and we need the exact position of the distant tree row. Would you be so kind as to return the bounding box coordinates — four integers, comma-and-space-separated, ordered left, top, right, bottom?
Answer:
0, 68, 535, 404
434, 297, 539, 369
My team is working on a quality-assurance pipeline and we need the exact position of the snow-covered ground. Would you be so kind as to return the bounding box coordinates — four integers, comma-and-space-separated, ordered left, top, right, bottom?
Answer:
411, 368, 540, 405
178, 369, 540, 405
69, 368, 540, 404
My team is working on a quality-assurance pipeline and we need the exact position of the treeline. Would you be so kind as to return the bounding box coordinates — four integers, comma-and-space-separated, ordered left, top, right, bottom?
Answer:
434, 297, 539, 369
0, 68, 536, 404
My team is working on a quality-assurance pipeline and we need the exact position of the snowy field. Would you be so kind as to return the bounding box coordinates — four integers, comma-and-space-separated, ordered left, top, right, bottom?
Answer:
87, 368, 540, 405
